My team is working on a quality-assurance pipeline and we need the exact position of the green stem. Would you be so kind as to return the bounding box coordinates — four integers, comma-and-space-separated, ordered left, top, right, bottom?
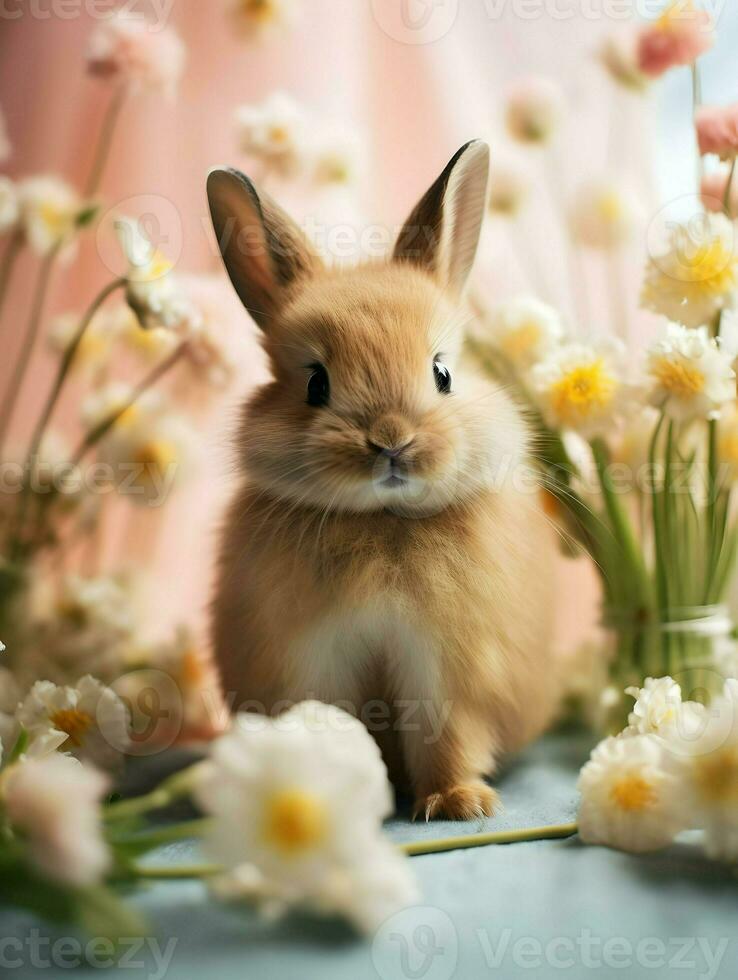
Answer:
649, 411, 668, 614
105, 762, 203, 821
12, 278, 126, 546
692, 63, 704, 188
70, 341, 187, 467
111, 818, 213, 849
131, 863, 222, 880
723, 157, 737, 216
84, 86, 126, 198
0, 243, 61, 457
402, 821, 579, 856
129, 822, 580, 878
0, 228, 23, 321
591, 437, 650, 609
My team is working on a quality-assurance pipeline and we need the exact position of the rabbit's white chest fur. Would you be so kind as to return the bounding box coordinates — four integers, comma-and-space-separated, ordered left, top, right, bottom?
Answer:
285, 599, 442, 710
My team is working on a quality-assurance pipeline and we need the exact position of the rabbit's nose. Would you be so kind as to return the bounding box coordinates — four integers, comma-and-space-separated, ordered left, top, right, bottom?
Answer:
367, 438, 415, 459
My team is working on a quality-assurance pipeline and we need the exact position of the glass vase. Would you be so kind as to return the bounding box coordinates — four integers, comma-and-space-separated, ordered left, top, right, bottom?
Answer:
600, 604, 736, 734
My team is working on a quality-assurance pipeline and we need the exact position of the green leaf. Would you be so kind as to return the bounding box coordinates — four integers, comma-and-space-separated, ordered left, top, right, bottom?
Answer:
75, 204, 100, 228
0, 860, 148, 946
5, 727, 28, 767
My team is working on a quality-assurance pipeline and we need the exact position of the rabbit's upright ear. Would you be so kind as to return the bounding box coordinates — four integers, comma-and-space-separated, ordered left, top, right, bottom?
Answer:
393, 141, 490, 297
207, 167, 321, 330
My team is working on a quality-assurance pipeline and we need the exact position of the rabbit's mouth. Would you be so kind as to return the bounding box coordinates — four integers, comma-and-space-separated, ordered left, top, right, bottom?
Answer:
374, 456, 410, 489
379, 472, 408, 489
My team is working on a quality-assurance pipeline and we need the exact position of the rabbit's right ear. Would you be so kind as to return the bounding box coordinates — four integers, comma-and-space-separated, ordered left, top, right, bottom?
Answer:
207, 168, 321, 330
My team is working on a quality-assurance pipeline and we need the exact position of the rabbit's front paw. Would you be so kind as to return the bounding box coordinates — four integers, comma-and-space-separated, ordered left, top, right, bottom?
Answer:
413, 781, 499, 822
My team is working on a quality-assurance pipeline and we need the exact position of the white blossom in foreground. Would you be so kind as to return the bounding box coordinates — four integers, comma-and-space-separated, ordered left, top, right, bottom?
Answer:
18, 175, 82, 257
577, 733, 685, 853
3, 753, 111, 886
570, 180, 640, 250
0, 176, 19, 234
642, 213, 738, 329
530, 341, 626, 436
116, 217, 202, 333
234, 92, 309, 180
646, 323, 735, 422
624, 676, 706, 742
488, 295, 563, 369
17, 675, 130, 769
672, 679, 738, 862
194, 701, 418, 935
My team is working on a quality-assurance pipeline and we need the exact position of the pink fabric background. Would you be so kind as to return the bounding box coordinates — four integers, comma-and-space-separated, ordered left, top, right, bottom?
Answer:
0, 1, 660, 650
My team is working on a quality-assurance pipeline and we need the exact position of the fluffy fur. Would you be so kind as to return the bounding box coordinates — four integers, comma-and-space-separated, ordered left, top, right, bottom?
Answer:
208, 142, 557, 820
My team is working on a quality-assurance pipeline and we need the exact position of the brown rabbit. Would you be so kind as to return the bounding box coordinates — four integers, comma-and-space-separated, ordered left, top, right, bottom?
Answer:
207, 141, 557, 820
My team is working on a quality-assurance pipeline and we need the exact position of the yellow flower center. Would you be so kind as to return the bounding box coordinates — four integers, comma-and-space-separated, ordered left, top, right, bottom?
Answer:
678, 237, 738, 292
609, 774, 658, 812
57, 599, 90, 628
550, 359, 616, 423
651, 357, 705, 399
49, 708, 93, 747
268, 125, 289, 145
38, 202, 72, 238
133, 440, 177, 487
500, 323, 542, 361
262, 788, 328, 855
241, 0, 273, 21
693, 747, 738, 804
598, 191, 622, 224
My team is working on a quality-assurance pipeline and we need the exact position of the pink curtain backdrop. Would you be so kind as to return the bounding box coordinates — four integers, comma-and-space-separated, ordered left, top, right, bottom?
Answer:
0, 1, 659, 652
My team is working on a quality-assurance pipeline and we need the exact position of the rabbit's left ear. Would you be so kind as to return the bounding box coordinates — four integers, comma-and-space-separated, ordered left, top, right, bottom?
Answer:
393, 140, 490, 297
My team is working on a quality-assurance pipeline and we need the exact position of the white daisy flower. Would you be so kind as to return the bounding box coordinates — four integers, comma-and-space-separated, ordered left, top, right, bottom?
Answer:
115, 217, 203, 333
178, 275, 238, 388
599, 32, 649, 92
624, 676, 706, 742
311, 127, 363, 187
3, 753, 111, 887
505, 76, 564, 145
671, 679, 738, 862
0, 175, 19, 234
100, 409, 197, 506
577, 733, 686, 853
227, 0, 300, 41
488, 295, 564, 369
194, 701, 418, 935
17, 175, 82, 257
530, 341, 626, 436
81, 383, 164, 434
234, 91, 309, 180
17, 675, 130, 769
570, 180, 641, 250
646, 322, 735, 422
487, 153, 531, 217
642, 213, 738, 329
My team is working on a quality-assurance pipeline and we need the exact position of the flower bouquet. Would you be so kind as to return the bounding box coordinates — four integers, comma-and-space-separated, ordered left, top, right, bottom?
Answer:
470, 2, 738, 730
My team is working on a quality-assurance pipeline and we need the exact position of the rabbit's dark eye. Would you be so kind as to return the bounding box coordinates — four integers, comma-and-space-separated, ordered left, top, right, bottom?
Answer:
433, 360, 452, 394
307, 364, 330, 407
